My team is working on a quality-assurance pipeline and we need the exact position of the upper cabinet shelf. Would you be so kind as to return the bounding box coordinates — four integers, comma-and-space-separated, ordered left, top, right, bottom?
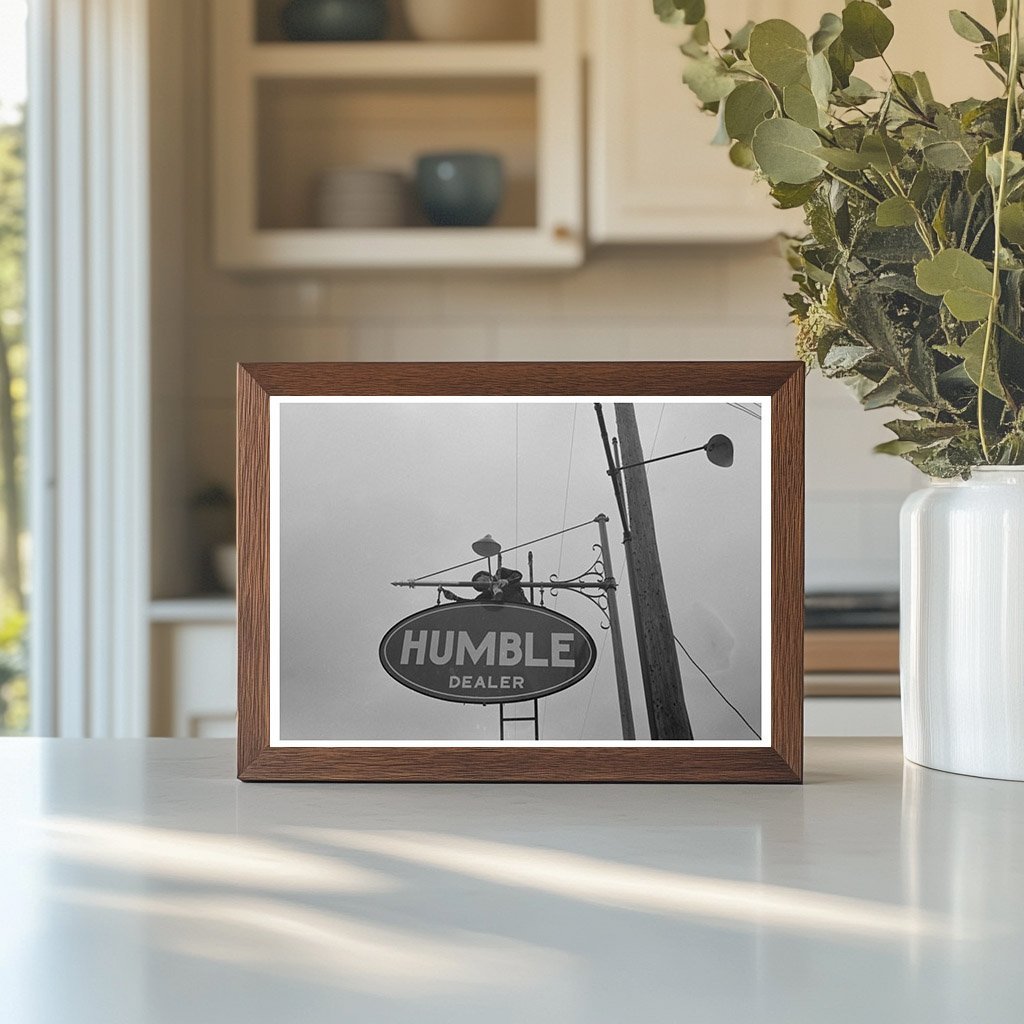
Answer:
247, 42, 545, 78
211, 0, 582, 270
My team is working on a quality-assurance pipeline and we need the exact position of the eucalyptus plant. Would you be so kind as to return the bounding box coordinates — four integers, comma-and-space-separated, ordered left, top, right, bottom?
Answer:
657, 0, 1024, 476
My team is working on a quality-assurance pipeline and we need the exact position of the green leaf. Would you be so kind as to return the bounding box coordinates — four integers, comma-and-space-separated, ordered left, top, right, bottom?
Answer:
751, 118, 828, 184
909, 164, 933, 205
875, 439, 923, 455
808, 51, 833, 109
915, 249, 994, 322
1000, 203, 1024, 244
784, 81, 824, 129
923, 141, 972, 171
837, 76, 879, 104
684, 1, 706, 27
748, 20, 809, 86
682, 57, 736, 104
680, 36, 708, 59
939, 326, 1006, 398
814, 145, 872, 170
729, 140, 757, 169
724, 20, 755, 53
653, 0, 705, 26
948, 10, 994, 44
885, 418, 964, 443
993, 0, 1008, 24
967, 144, 991, 193
810, 12, 843, 54
842, 1, 895, 59
876, 197, 918, 228
827, 36, 856, 88
892, 72, 923, 111
861, 133, 904, 173
913, 71, 935, 104
986, 150, 1024, 191
723, 81, 775, 144
862, 374, 903, 409
771, 180, 820, 209
932, 190, 950, 247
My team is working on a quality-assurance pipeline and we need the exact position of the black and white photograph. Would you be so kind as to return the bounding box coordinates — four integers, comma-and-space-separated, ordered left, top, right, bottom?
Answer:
270, 396, 770, 747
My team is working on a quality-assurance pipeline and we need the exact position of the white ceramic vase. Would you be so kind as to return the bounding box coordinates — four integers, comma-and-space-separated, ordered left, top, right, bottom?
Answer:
900, 467, 1024, 780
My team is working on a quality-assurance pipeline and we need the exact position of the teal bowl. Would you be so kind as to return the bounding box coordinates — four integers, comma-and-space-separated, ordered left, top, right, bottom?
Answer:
281, 0, 388, 42
415, 153, 505, 228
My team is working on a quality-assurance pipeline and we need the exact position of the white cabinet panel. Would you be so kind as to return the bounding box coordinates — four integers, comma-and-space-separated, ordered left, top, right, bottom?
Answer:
151, 620, 236, 738
587, 0, 998, 244
588, 0, 815, 242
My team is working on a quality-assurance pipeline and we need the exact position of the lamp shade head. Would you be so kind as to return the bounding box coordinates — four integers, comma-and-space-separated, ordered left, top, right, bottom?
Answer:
472, 534, 502, 557
705, 434, 734, 468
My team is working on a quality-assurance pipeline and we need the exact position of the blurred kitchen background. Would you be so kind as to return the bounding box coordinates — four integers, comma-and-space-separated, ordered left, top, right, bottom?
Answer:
2, 0, 997, 739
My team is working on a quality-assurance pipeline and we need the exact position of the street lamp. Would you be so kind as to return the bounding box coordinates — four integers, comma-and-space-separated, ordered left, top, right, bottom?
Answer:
704, 434, 734, 468
613, 434, 735, 475
472, 533, 502, 573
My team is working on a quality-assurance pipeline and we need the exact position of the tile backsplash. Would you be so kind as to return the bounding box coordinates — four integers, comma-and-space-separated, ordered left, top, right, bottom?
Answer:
182, 246, 917, 593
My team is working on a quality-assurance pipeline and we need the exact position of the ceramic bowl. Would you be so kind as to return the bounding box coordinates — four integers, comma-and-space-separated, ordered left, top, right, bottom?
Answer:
281, 0, 388, 42
415, 152, 504, 228
316, 168, 407, 228
403, 0, 534, 42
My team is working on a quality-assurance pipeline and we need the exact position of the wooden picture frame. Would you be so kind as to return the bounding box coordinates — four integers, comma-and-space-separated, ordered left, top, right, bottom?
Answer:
237, 362, 804, 782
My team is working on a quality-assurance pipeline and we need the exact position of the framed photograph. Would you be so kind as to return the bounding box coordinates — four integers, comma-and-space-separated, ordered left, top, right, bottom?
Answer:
237, 362, 804, 782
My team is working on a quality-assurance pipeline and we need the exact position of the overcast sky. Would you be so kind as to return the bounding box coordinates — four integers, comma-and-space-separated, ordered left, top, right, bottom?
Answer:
277, 398, 764, 743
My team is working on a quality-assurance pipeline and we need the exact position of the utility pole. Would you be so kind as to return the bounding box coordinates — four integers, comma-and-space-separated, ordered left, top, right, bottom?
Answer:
613, 437, 657, 737
595, 514, 635, 740
613, 403, 693, 740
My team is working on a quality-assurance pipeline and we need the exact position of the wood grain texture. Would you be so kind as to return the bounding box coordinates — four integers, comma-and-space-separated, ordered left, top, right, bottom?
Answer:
805, 629, 899, 674
236, 365, 271, 778
236, 361, 805, 783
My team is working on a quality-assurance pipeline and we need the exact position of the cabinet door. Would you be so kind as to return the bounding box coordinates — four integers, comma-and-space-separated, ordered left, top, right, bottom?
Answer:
587, 0, 809, 243
212, 0, 584, 269
587, 0, 997, 244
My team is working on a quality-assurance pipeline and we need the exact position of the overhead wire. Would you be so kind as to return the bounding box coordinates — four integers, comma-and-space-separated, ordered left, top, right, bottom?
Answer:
674, 635, 761, 739
514, 404, 519, 566
409, 519, 597, 582
727, 402, 762, 421
647, 400, 761, 741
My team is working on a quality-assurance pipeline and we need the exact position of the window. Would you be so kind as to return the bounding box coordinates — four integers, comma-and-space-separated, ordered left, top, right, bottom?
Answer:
0, 0, 28, 734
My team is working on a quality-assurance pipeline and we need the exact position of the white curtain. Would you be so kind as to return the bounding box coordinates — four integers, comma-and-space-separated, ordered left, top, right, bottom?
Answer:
28, 0, 150, 736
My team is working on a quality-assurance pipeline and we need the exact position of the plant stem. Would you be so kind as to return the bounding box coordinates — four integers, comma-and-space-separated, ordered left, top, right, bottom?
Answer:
979, 0, 1021, 462
884, 171, 939, 254
963, 191, 980, 248
822, 167, 880, 205
969, 213, 994, 253
748, 69, 784, 117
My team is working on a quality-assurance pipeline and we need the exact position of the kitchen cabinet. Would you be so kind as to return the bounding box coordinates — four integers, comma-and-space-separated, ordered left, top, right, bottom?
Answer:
150, 601, 237, 738
587, 0, 813, 243
211, 0, 583, 269
587, 0, 999, 244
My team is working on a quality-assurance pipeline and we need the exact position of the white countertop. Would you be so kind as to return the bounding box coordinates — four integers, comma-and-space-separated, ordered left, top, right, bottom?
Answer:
1, 738, 1020, 1023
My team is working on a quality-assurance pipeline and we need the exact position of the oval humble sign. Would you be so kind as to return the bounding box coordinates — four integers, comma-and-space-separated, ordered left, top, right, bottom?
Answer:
379, 602, 598, 704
